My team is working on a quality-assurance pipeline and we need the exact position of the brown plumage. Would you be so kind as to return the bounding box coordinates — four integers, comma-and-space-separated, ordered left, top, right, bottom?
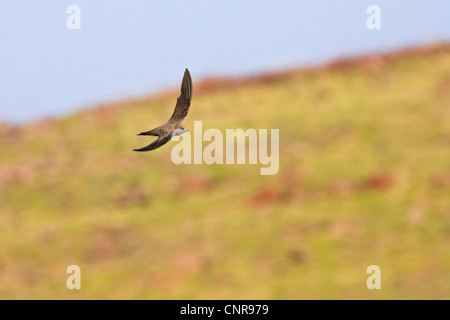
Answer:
133, 68, 193, 152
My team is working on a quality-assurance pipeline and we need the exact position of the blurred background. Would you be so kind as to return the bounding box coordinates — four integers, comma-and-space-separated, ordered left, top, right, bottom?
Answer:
0, 1, 449, 299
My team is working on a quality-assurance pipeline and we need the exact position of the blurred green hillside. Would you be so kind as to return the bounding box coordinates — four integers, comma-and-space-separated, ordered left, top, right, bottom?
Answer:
0, 44, 449, 299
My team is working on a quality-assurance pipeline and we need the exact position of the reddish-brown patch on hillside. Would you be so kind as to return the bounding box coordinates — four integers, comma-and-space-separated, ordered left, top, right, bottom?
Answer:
431, 172, 450, 189
249, 186, 285, 207
194, 77, 234, 93
362, 172, 394, 191
325, 55, 385, 72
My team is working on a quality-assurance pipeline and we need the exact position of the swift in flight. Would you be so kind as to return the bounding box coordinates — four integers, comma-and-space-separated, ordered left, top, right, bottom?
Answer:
134, 68, 193, 152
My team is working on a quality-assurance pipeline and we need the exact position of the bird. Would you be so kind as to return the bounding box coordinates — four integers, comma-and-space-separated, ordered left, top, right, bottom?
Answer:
133, 68, 193, 152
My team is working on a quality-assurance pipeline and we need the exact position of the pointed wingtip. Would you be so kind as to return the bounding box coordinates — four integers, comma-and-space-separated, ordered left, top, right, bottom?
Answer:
182, 69, 192, 103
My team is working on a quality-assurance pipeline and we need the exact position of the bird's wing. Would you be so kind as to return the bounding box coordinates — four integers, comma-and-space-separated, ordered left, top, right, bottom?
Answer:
133, 133, 172, 152
168, 68, 193, 123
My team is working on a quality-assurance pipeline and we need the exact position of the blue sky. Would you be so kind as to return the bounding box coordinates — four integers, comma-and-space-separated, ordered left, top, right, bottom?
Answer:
0, 1, 449, 123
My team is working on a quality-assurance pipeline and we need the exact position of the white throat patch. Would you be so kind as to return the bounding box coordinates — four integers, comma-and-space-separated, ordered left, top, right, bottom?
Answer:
172, 128, 187, 137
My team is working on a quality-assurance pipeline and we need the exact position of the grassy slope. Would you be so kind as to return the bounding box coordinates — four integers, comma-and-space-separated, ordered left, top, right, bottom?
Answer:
0, 45, 449, 299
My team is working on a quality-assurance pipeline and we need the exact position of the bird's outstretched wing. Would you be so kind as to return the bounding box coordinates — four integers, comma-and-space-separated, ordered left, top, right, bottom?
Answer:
168, 68, 192, 123
133, 133, 172, 152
